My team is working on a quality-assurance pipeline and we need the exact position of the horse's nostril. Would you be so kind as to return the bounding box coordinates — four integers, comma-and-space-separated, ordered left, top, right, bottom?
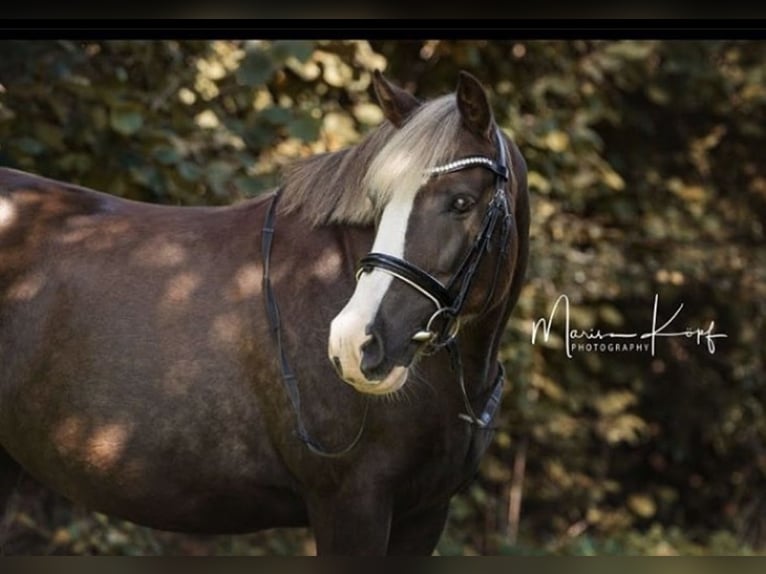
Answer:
360, 329, 386, 380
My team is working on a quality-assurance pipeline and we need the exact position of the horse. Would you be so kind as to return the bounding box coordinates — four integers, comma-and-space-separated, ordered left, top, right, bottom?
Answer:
0, 70, 529, 555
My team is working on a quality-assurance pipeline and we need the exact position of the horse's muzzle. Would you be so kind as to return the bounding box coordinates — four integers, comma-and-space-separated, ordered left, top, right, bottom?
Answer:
328, 309, 410, 395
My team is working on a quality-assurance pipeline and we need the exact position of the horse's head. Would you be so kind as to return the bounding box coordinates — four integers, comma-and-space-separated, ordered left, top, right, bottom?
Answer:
328, 71, 525, 395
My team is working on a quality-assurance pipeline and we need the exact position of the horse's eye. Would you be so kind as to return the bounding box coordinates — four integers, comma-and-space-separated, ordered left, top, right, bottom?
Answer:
450, 195, 475, 214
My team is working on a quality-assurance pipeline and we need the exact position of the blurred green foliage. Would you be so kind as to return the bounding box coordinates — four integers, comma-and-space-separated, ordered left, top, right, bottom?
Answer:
0, 39, 764, 555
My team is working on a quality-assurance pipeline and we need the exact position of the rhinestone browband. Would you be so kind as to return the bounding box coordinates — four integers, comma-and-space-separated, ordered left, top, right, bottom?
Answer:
427, 156, 499, 176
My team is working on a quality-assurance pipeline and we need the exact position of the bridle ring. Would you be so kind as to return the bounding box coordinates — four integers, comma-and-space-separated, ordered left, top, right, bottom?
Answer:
422, 307, 461, 348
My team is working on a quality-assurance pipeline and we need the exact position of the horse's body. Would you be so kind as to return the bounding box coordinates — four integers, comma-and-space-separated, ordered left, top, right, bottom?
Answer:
0, 72, 529, 555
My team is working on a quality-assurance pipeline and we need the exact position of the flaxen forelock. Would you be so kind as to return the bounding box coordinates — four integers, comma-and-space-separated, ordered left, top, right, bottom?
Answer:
279, 95, 461, 227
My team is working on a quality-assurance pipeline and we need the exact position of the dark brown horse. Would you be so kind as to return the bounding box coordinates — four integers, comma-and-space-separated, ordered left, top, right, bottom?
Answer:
0, 71, 529, 555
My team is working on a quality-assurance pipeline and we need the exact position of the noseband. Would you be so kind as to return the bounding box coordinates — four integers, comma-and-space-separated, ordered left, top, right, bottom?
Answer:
356, 126, 513, 351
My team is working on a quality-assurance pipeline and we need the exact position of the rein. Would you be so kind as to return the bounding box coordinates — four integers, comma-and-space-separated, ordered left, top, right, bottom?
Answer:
261, 191, 369, 458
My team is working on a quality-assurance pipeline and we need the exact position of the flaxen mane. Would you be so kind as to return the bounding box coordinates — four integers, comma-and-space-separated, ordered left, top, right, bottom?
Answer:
279, 94, 463, 227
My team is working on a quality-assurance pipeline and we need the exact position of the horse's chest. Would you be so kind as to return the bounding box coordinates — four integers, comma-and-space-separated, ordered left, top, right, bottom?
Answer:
401, 423, 494, 509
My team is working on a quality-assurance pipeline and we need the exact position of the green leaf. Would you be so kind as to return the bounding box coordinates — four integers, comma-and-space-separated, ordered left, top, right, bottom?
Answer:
205, 160, 236, 196
604, 40, 656, 61
56, 153, 92, 173
152, 145, 182, 165
243, 123, 277, 148
236, 46, 275, 87
234, 175, 270, 197
109, 106, 144, 136
177, 161, 202, 182
271, 40, 314, 64
34, 123, 66, 151
259, 106, 291, 126
129, 164, 162, 191
287, 114, 321, 142
14, 137, 45, 155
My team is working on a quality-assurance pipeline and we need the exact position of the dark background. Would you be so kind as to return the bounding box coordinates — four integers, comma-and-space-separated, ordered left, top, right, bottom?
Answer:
0, 39, 764, 555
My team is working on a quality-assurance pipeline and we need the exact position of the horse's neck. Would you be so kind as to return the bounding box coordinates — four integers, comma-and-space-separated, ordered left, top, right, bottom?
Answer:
458, 299, 511, 400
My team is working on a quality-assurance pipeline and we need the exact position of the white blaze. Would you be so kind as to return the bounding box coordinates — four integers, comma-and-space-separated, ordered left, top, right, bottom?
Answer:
328, 188, 418, 392
326, 95, 461, 394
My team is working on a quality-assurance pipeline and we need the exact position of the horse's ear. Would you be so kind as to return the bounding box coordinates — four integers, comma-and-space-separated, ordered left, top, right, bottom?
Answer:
372, 70, 421, 128
456, 71, 493, 139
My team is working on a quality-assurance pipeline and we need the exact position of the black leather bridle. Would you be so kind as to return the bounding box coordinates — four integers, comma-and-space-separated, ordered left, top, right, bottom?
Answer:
260, 126, 514, 457
356, 126, 513, 352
